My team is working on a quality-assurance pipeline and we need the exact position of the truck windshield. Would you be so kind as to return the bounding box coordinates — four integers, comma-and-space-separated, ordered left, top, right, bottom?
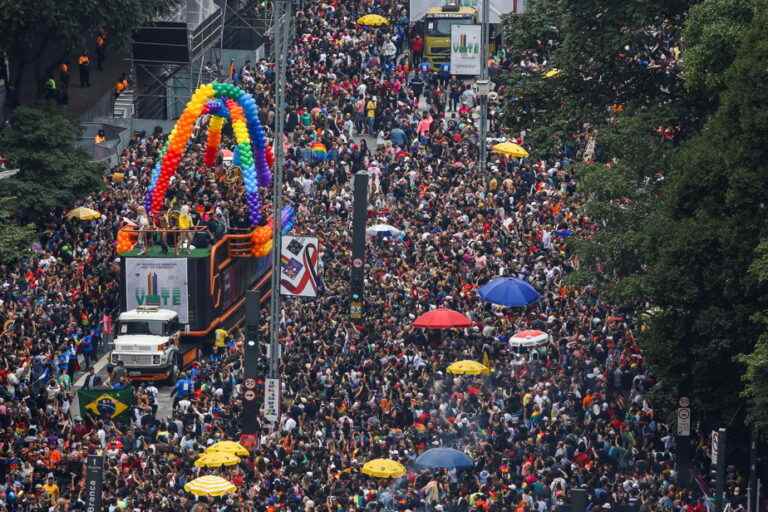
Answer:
426, 17, 474, 37
119, 320, 166, 336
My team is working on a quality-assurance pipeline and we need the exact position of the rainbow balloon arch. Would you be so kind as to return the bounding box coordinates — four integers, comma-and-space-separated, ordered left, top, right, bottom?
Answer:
144, 82, 275, 226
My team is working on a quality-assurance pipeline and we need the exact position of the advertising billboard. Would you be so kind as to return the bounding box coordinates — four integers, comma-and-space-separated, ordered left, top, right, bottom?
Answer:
410, 0, 526, 24
125, 258, 189, 323
451, 24, 482, 75
280, 236, 322, 298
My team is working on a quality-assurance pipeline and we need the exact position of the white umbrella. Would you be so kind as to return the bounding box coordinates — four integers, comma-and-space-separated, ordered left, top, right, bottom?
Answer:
508, 330, 550, 349
366, 224, 403, 238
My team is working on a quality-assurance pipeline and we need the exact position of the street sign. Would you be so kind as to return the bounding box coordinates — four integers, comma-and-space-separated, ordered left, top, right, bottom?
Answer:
0, 169, 20, 180
244, 390, 256, 401
244, 378, 256, 390
711, 430, 720, 464
474, 79, 492, 96
679, 397, 690, 408
677, 407, 691, 436
263, 378, 280, 423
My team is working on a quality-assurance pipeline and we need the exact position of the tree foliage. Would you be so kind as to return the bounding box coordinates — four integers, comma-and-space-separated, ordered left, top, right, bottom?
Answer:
507, 0, 768, 429
682, 0, 756, 100
0, 106, 104, 223
0, 200, 35, 266
740, 243, 768, 432
502, 0, 693, 150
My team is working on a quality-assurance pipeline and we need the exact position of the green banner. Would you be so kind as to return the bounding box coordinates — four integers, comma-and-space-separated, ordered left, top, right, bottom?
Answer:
77, 387, 134, 422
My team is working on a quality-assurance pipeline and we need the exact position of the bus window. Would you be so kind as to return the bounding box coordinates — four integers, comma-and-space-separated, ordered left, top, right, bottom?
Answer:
426, 17, 474, 37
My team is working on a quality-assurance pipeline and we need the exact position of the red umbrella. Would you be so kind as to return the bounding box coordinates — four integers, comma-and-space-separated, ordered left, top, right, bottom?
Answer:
413, 308, 473, 329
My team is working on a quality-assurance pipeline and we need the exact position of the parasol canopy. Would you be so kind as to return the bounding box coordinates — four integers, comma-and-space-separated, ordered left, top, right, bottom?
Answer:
478, 277, 540, 307
361, 458, 406, 478
413, 448, 474, 470
184, 475, 238, 497
366, 223, 403, 238
194, 452, 241, 468
508, 329, 550, 348
491, 142, 529, 159
66, 207, 101, 221
205, 440, 250, 457
413, 308, 472, 329
357, 14, 389, 26
446, 360, 491, 376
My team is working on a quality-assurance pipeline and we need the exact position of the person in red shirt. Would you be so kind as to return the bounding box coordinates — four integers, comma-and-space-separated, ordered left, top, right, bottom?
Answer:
410, 34, 423, 65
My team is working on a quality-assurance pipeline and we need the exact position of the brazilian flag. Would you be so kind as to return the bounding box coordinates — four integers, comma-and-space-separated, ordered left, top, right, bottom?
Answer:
78, 388, 134, 422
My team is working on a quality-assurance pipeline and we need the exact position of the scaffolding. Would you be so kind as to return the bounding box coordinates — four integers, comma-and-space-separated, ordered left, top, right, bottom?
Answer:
130, 0, 272, 119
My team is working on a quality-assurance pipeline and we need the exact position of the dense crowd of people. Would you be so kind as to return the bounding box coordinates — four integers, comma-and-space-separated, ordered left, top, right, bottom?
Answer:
0, 0, 748, 511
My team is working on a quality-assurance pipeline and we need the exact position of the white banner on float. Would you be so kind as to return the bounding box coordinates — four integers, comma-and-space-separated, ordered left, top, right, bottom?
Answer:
451, 25, 482, 76
125, 258, 189, 323
410, 0, 526, 24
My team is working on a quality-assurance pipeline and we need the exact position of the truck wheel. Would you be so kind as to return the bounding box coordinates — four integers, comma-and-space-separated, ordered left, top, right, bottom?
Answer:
167, 355, 180, 386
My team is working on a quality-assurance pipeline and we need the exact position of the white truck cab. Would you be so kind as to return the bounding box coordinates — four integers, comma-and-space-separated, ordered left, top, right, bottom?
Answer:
110, 306, 182, 383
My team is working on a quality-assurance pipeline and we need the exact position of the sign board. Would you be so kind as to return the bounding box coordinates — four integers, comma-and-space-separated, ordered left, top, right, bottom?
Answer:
410, 0, 526, 23
280, 236, 322, 297
677, 407, 691, 436
450, 25, 482, 76
125, 258, 189, 323
263, 378, 280, 423
711, 430, 720, 464
679, 396, 690, 408
350, 300, 363, 320
85, 455, 104, 512
0, 169, 20, 180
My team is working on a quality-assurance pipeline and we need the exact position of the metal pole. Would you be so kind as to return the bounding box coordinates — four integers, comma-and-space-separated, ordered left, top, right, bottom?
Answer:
220, 0, 228, 54
477, 0, 490, 180
268, 0, 289, 387
750, 429, 758, 512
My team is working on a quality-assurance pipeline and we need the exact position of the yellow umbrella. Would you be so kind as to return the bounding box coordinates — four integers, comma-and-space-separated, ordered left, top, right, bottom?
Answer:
65, 207, 101, 221
205, 440, 250, 457
184, 475, 238, 497
491, 142, 529, 159
194, 452, 241, 468
544, 68, 561, 79
357, 14, 389, 26
447, 360, 490, 376
361, 458, 406, 478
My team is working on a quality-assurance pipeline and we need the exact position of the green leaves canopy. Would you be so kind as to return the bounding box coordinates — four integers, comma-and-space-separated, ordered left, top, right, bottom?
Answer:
0, 106, 104, 223
505, 0, 768, 430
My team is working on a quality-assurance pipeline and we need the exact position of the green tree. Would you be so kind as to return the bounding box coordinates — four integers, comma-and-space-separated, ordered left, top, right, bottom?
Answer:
0, 106, 104, 223
740, 242, 768, 432
569, 4, 768, 427
502, 0, 694, 151
0, 0, 178, 103
0, 199, 35, 265
682, 0, 757, 100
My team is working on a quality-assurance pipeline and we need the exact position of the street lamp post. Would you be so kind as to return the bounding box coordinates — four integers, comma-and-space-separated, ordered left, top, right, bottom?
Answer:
477, 0, 490, 179
265, 0, 291, 431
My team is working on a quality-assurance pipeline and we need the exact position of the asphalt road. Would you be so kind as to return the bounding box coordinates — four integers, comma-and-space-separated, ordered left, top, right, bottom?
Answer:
71, 352, 176, 420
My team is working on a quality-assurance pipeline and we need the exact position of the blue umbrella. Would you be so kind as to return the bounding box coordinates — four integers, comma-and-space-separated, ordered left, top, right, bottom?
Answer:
477, 277, 540, 307
413, 448, 474, 470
